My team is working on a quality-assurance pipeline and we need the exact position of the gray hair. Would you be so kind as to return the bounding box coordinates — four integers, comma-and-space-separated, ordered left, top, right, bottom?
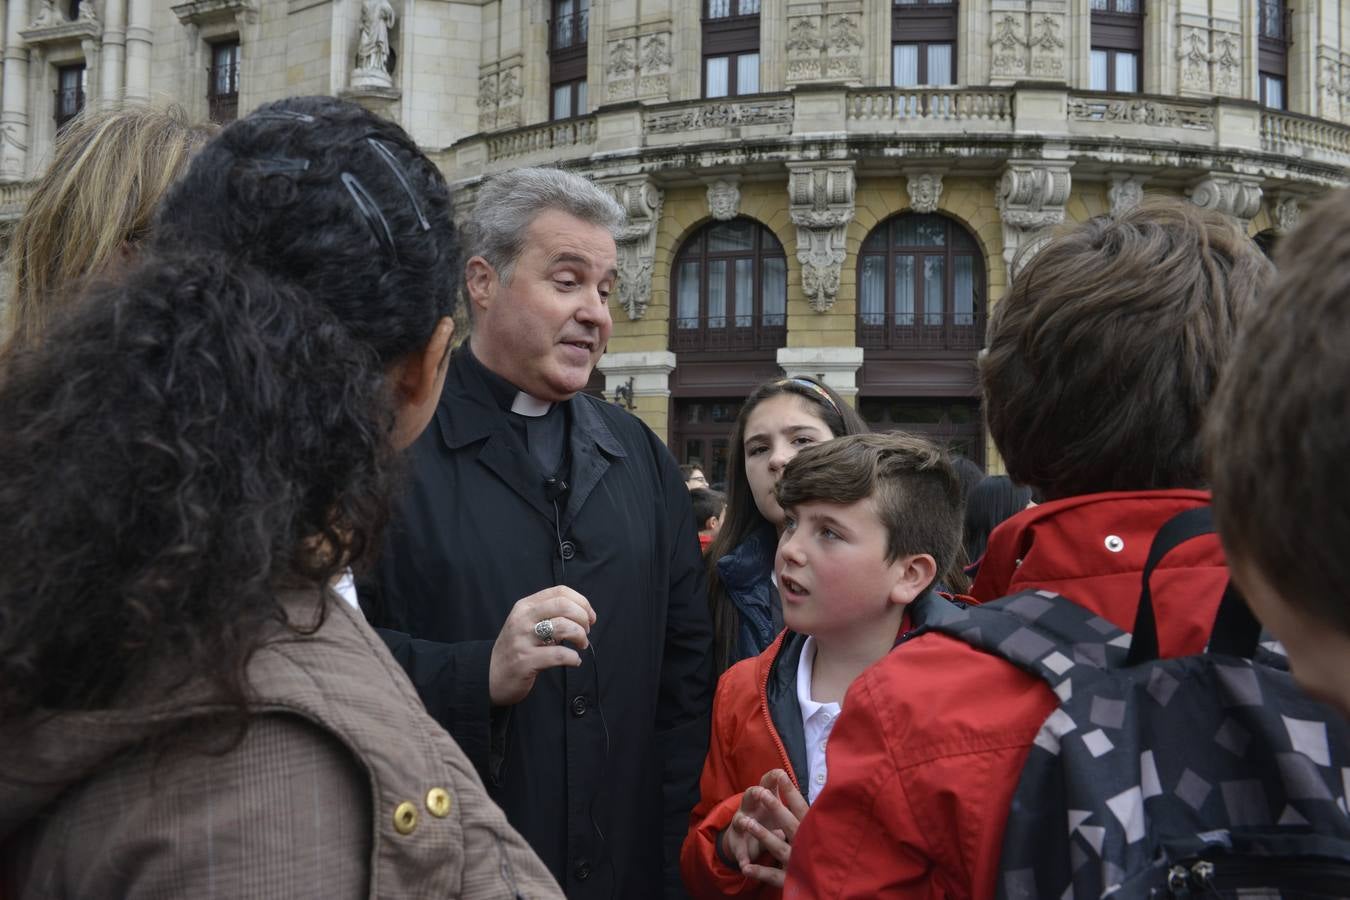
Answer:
468, 167, 626, 284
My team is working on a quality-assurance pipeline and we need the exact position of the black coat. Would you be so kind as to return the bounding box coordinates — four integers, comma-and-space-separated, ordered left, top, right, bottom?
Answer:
360, 349, 714, 899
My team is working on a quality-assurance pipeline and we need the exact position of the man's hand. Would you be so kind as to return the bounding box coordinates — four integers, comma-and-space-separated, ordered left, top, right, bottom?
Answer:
733, 769, 809, 887
488, 586, 596, 706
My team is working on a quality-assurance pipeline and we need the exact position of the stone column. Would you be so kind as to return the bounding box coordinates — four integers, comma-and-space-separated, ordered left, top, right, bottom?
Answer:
596, 351, 677, 405
787, 160, 855, 313
996, 158, 1072, 272
100, 0, 126, 102
124, 0, 151, 101
601, 174, 663, 321
1, 0, 29, 180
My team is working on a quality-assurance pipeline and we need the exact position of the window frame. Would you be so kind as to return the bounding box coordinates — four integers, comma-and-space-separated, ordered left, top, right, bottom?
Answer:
549, 77, 588, 121
53, 62, 86, 131
671, 217, 788, 353
702, 0, 760, 98
1257, 0, 1289, 109
549, 0, 589, 121
892, 0, 958, 88
855, 213, 985, 353
1089, 0, 1142, 93
207, 39, 240, 124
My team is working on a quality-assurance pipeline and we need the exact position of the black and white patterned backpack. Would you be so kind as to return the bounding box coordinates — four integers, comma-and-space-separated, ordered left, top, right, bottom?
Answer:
917, 508, 1350, 899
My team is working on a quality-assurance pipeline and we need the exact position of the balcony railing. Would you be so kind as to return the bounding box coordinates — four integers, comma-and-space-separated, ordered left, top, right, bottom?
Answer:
208, 61, 239, 123
53, 85, 84, 130
1261, 109, 1350, 164
858, 312, 985, 352
846, 88, 1013, 124
487, 116, 597, 162
551, 9, 589, 51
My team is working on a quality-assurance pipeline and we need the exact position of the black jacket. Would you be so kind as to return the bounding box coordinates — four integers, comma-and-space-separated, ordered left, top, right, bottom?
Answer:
360, 348, 714, 899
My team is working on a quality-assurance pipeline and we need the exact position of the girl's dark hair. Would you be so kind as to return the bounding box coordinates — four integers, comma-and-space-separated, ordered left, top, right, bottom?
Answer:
0, 96, 459, 722
962, 475, 1034, 564
705, 376, 867, 673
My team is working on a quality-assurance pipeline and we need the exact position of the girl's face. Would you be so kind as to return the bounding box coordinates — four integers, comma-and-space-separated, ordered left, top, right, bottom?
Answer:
741, 393, 833, 528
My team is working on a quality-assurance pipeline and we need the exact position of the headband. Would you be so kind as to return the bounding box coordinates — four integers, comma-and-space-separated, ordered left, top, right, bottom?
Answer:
781, 378, 842, 419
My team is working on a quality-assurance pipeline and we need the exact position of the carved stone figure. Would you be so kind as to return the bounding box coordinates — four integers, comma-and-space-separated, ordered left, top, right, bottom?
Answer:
357, 0, 396, 72
30, 0, 60, 28
78, 0, 99, 22
906, 173, 943, 214
1108, 174, 1146, 217
706, 179, 740, 221
1274, 196, 1301, 234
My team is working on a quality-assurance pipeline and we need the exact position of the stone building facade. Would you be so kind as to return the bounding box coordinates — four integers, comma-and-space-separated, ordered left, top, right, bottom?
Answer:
0, 0, 1346, 473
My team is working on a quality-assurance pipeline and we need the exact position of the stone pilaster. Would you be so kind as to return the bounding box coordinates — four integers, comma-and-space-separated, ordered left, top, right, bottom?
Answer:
602, 175, 663, 321
787, 160, 855, 313
996, 159, 1072, 271
776, 346, 865, 400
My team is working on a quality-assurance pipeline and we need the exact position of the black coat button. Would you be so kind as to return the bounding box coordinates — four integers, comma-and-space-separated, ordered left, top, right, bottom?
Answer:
574, 859, 592, 881
570, 695, 588, 717
560, 540, 576, 560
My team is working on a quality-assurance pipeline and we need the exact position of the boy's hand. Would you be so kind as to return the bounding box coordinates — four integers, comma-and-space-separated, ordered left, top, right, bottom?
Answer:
733, 769, 810, 887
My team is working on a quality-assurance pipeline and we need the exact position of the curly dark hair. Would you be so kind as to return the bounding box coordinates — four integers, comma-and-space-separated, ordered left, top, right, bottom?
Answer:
0, 96, 459, 721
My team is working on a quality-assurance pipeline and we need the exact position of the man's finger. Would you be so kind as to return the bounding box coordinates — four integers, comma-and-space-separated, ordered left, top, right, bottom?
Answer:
741, 863, 787, 888
524, 594, 595, 632
744, 786, 802, 837
743, 815, 792, 864
529, 616, 590, 650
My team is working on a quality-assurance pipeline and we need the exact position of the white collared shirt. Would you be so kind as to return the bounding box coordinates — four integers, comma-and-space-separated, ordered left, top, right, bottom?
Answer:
333, 568, 360, 611
795, 636, 842, 804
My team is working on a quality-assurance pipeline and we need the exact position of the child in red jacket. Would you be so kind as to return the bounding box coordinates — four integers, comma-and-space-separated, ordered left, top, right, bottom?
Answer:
680, 432, 963, 898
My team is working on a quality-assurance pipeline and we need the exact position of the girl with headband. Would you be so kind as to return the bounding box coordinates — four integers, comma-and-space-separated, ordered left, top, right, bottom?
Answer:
704, 376, 868, 675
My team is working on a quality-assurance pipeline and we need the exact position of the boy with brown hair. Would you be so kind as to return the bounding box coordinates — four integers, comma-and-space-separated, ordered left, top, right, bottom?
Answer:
680, 432, 963, 898
1207, 188, 1350, 719
787, 199, 1273, 899
690, 486, 727, 552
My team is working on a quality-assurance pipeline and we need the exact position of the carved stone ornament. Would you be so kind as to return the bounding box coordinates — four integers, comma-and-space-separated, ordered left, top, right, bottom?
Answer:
78, 1, 98, 23
997, 161, 1072, 270
22, 0, 101, 43
640, 33, 671, 71
608, 39, 636, 77
787, 17, 822, 55
1108, 174, 1146, 217
906, 172, 944, 215
706, 179, 741, 221
1274, 196, 1301, 235
1177, 27, 1211, 91
989, 14, 1026, 76
1212, 31, 1240, 95
477, 73, 497, 109
1187, 175, 1263, 226
352, 0, 397, 89
829, 15, 862, 52
788, 163, 855, 313
604, 177, 663, 320
30, 0, 60, 28
1068, 97, 1213, 131
643, 97, 793, 133
1028, 15, 1064, 77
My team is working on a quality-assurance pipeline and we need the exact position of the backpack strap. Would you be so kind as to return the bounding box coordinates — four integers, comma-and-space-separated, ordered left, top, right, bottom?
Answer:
915, 589, 1132, 695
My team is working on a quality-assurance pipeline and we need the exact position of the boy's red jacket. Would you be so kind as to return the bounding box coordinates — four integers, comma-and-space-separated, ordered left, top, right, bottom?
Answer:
681, 629, 801, 899
786, 490, 1228, 900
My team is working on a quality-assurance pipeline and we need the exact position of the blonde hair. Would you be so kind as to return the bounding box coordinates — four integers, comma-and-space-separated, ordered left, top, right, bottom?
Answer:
4, 104, 215, 348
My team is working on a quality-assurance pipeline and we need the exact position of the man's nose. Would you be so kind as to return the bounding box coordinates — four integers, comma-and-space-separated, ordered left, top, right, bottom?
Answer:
576, 285, 612, 327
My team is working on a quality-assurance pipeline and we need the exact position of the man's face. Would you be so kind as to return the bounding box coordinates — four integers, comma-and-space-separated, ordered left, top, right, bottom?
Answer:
468, 208, 617, 401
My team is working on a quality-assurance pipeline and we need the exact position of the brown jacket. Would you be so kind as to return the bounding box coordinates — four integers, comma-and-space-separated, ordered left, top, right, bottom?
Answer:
0, 589, 563, 899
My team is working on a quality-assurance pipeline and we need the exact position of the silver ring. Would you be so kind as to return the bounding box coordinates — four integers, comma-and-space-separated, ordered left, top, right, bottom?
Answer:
534, 619, 555, 645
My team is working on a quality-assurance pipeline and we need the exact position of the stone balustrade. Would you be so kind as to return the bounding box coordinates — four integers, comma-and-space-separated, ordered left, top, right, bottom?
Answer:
485, 116, 597, 163
846, 88, 1014, 125
1261, 109, 1350, 168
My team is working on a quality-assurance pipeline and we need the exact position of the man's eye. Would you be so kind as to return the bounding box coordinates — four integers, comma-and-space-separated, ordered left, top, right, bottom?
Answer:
555, 279, 578, 289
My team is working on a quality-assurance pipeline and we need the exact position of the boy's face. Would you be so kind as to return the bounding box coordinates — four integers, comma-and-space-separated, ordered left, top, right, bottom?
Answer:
775, 496, 927, 640
1234, 559, 1350, 719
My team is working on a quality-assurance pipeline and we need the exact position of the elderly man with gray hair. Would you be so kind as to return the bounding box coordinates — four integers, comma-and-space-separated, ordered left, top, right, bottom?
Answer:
361, 167, 713, 899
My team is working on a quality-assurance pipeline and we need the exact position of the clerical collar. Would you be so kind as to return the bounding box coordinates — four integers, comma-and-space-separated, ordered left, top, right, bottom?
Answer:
463, 344, 555, 417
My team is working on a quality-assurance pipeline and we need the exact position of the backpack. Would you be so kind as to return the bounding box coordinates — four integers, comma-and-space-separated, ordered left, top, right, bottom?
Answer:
917, 507, 1350, 899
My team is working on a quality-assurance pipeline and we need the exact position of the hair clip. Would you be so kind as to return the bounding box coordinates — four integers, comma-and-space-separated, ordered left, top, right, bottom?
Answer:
341, 171, 398, 263
248, 156, 311, 175
365, 138, 430, 232
250, 109, 317, 124
783, 377, 843, 418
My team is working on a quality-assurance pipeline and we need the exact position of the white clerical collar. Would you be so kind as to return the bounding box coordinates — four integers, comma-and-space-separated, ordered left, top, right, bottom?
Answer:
510, 392, 553, 417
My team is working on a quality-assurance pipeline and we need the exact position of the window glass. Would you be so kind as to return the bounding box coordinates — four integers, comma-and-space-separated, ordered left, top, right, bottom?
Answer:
709, 219, 755, 253
894, 255, 915, 326
733, 259, 754, 327
1115, 0, 1139, 11
677, 261, 700, 327
893, 44, 919, 87
707, 260, 728, 329
708, 0, 731, 18
553, 84, 572, 119
1264, 75, 1285, 109
739, 0, 761, 14
860, 256, 885, 326
895, 215, 946, 247
1090, 50, 1108, 91
762, 257, 786, 327
736, 53, 760, 95
927, 44, 953, 86
1114, 51, 1137, 92
705, 56, 730, 98
576, 80, 588, 114
1090, 0, 1107, 8
922, 256, 944, 325
954, 256, 975, 326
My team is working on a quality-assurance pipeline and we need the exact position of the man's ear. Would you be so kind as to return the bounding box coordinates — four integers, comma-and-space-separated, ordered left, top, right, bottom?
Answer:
887, 553, 937, 607
389, 316, 455, 450
465, 256, 498, 315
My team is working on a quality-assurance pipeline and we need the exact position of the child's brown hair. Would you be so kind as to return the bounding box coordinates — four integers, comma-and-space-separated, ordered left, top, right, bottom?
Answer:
776, 432, 962, 589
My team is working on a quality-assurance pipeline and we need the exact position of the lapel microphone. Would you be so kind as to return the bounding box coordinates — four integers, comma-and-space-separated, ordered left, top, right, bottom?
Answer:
544, 477, 568, 503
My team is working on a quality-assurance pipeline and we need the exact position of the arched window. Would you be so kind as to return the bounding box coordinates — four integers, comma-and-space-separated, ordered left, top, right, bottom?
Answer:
857, 213, 984, 351
672, 218, 787, 352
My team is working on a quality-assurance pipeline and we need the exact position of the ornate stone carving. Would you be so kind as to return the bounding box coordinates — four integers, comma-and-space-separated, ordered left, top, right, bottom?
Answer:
1187, 175, 1263, 226
788, 163, 855, 313
643, 97, 794, 133
352, 0, 397, 89
787, 17, 822, 54
608, 39, 636, 77
78, 1, 98, 23
494, 67, 523, 128
1274, 196, 1301, 234
1108, 174, 1146, 217
1028, 15, 1064, 77
477, 73, 497, 109
1068, 97, 1214, 130
603, 177, 663, 320
706, 178, 741, 221
906, 172, 944, 214
829, 15, 862, 52
640, 33, 671, 71
1212, 31, 1240, 95
30, 0, 60, 28
1177, 27, 1210, 92
989, 14, 1026, 77
997, 160, 1072, 270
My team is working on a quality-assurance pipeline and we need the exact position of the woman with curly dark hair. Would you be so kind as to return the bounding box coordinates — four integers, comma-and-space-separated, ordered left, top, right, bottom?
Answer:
0, 97, 561, 898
